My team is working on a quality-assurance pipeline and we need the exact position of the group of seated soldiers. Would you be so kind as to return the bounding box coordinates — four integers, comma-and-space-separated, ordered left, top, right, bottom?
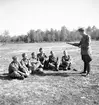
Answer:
8, 48, 71, 79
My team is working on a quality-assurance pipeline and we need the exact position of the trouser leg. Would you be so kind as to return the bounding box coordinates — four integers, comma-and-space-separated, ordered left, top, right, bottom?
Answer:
9, 71, 24, 79
55, 62, 59, 70
82, 55, 91, 74
83, 62, 87, 73
44, 60, 49, 69
68, 63, 71, 70
86, 62, 90, 74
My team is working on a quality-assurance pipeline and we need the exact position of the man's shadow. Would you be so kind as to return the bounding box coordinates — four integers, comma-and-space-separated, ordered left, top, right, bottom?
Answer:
0, 73, 12, 80
0, 70, 82, 80
38, 72, 69, 77
33, 70, 81, 77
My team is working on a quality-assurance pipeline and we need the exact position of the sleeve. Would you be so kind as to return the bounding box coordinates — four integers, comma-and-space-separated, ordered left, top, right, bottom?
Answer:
62, 56, 65, 62
78, 41, 81, 46
19, 62, 24, 69
68, 55, 72, 63
20, 60, 23, 65
20, 60, 26, 67
73, 41, 81, 46
8, 63, 18, 73
68, 41, 81, 47
27, 59, 31, 66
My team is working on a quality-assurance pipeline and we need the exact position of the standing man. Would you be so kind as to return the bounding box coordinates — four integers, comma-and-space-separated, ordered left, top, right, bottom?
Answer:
67, 28, 92, 76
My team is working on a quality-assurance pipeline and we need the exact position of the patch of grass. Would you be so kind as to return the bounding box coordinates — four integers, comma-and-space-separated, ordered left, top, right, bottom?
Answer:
0, 41, 99, 105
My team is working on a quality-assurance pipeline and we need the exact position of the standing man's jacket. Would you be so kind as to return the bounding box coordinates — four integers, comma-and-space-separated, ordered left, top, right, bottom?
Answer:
79, 34, 92, 55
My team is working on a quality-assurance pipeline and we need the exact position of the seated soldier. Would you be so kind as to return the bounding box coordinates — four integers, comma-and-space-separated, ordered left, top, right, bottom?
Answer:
29, 52, 43, 74
48, 51, 59, 71
59, 50, 71, 70
20, 53, 31, 75
8, 56, 28, 79
37, 48, 48, 69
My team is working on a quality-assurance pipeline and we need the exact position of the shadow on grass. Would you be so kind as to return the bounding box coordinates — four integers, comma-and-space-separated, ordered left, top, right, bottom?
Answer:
0, 73, 12, 80
41, 72, 69, 77
33, 71, 82, 77
0, 71, 83, 80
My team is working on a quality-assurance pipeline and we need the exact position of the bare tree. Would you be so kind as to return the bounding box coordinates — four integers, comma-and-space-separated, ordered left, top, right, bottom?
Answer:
2, 30, 10, 45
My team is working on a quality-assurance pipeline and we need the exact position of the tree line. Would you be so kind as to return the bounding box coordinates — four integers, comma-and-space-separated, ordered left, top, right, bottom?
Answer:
0, 26, 99, 43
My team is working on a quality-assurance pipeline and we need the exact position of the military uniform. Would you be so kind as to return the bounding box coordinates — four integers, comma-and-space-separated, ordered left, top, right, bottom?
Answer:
20, 59, 31, 75
8, 61, 27, 79
37, 53, 47, 64
59, 55, 71, 70
29, 57, 43, 73
37, 53, 48, 69
67, 28, 92, 75
48, 55, 59, 70
78, 34, 92, 74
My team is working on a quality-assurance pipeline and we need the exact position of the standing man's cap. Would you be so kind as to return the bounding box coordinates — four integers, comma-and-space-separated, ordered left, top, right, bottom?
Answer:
78, 28, 84, 32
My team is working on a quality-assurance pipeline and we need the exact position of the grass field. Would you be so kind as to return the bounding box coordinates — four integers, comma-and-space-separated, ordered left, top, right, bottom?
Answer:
0, 41, 99, 105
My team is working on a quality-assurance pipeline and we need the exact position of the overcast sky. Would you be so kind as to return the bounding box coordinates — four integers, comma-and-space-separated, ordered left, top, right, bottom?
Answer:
0, 0, 99, 36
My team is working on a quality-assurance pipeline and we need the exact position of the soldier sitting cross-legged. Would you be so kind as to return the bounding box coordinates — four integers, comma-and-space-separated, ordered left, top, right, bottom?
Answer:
48, 51, 59, 71
8, 56, 28, 80
59, 50, 71, 70
29, 52, 43, 74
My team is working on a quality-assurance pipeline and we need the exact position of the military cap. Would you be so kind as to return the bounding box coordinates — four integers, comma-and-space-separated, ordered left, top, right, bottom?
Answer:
78, 28, 84, 32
